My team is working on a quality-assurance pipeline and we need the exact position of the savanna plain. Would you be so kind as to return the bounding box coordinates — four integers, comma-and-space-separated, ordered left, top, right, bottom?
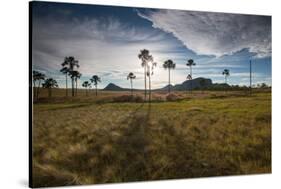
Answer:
32, 89, 271, 187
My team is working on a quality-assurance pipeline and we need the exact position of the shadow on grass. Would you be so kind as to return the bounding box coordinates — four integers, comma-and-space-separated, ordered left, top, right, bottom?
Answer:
33, 101, 269, 187
45, 103, 95, 111
33, 103, 152, 186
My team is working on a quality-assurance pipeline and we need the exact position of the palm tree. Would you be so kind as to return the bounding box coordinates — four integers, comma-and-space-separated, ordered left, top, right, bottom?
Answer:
62, 56, 79, 97
69, 70, 81, 96
82, 81, 91, 96
60, 66, 69, 97
76, 72, 82, 96
186, 74, 192, 94
90, 75, 101, 96
127, 72, 136, 96
186, 59, 196, 94
163, 59, 176, 94
138, 49, 153, 101
222, 69, 230, 93
32, 70, 40, 99
147, 61, 157, 103
249, 60, 252, 95
222, 69, 230, 84
32, 70, 45, 100
42, 78, 58, 98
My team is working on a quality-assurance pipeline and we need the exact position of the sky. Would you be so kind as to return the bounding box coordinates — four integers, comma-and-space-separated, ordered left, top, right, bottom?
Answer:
32, 1, 272, 89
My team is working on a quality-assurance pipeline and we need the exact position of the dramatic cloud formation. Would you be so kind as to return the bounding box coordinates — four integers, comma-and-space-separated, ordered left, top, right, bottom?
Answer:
32, 14, 189, 88
32, 3, 271, 89
137, 10, 271, 58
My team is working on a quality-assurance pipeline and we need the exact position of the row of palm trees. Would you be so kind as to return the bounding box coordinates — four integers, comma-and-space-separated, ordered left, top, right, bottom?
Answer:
135, 49, 232, 100
82, 75, 101, 96
32, 71, 59, 99
33, 50, 232, 100
61, 57, 103, 97
33, 70, 46, 100
136, 49, 198, 100
42, 78, 58, 97
138, 49, 157, 102
60, 56, 81, 97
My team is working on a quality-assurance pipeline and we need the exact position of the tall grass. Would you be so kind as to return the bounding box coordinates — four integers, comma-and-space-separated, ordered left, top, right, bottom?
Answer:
32, 91, 271, 187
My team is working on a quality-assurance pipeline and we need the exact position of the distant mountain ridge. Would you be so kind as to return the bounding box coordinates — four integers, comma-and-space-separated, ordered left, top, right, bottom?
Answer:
159, 77, 212, 91
103, 77, 214, 91
103, 83, 126, 91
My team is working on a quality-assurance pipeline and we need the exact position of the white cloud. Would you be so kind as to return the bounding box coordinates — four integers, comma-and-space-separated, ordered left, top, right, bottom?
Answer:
32, 16, 187, 89
137, 10, 271, 58
32, 11, 271, 89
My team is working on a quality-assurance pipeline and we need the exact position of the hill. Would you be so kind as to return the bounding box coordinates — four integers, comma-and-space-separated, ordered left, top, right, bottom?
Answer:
103, 83, 126, 91
103, 77, 213, 91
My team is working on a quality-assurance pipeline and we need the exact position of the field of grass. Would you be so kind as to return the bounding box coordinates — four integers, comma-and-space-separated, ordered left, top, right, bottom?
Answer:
32, 89, 271, 187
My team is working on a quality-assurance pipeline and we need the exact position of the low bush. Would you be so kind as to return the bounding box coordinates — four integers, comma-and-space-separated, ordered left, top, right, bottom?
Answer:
166, 93, 182, 101
112, 95, 144, 103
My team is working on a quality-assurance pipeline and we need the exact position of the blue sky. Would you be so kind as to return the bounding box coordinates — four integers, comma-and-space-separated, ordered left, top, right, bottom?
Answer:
32, 1, 272, 89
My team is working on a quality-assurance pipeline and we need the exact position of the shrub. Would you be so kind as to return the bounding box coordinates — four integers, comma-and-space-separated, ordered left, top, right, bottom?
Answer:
166, 93, 181, 101
151, 94, 165, 102
112, 95, 144, 103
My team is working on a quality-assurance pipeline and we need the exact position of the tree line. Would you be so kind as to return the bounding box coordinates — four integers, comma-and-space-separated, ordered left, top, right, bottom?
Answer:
33, 48, 264, 100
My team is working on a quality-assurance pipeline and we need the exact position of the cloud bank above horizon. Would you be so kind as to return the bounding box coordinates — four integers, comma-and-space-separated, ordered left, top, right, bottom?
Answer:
137, 9, 271, 58
32, 2, 272, 89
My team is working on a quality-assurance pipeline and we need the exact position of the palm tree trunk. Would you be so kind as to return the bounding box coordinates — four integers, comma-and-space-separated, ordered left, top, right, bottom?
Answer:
132, 81, 134, 96
130, 79, 133, 96
144, 65, 147, 101
224, 75, 227, 93
37, 80, 41, 100
33, 81, 36, 100
149, 75, 151, 103
72, 77, 74, 97
75, 79, 78, 96
190, 66, 193, 94
48, 88, 51, 98
65, 74, 68, 97
168, 68, 171, 94
95, 85, 97, 96
250, 60, 252, 96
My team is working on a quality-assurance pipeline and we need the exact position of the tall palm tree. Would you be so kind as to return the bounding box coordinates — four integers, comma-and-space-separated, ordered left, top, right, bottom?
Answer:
138, 49, 153, 101
42, 78, 58, 98
32, 70, 40, 99
60, 66, 69, 97
186, 74, 192, 94
82, 81, 91, 96
62, 56, 79, 97
222, 69, 230, 84
90, 75, 101, 96
147, 61, 157, 103
76, 72, 82, 96
69, 71, 81, 96
127, 72, 136, 96
32, 70, 45, 100
222, 69, 230, 93
186, 59, 196, 94
163, 59, 176, 94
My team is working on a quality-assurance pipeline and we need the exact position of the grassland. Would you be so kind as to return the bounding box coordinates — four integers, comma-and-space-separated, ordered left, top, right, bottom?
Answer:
32, 89, 271, 187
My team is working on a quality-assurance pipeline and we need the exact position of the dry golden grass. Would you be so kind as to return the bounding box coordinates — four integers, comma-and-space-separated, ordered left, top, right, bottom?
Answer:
32, 89, 271, 187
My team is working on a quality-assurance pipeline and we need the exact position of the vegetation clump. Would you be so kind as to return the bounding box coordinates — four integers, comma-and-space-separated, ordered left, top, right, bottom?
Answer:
166, 93, 183, 101
112, 95, 144, 103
